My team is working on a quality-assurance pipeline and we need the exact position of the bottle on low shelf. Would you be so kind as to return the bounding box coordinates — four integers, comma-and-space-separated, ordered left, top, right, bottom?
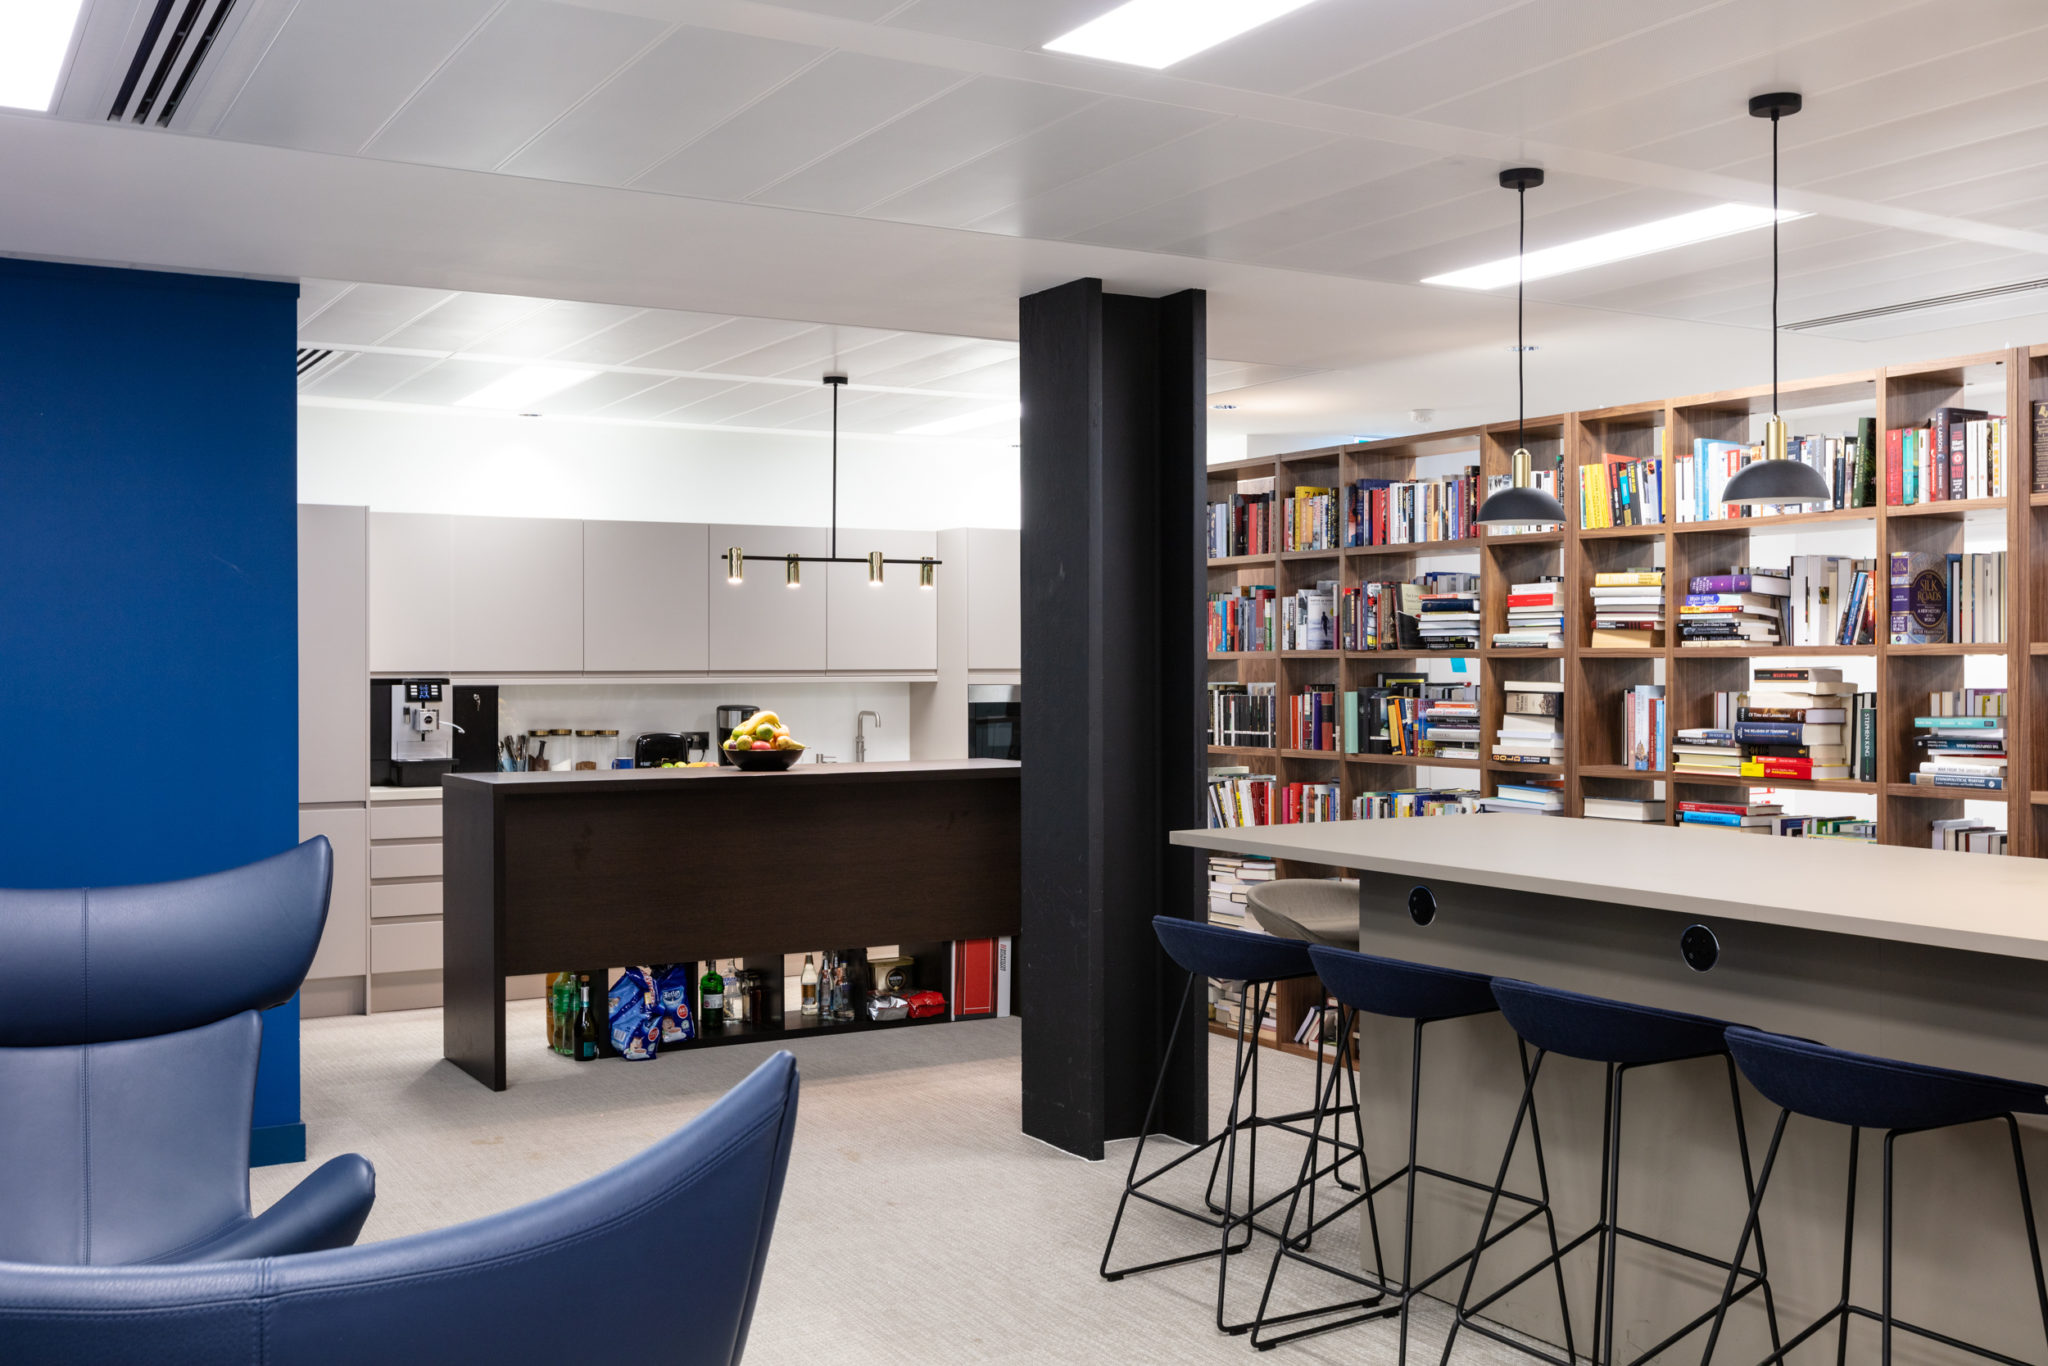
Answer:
800, 954, 820, 1016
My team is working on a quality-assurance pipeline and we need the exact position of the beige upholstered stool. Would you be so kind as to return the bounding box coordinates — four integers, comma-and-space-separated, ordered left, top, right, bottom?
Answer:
1246, 878, 1361, 950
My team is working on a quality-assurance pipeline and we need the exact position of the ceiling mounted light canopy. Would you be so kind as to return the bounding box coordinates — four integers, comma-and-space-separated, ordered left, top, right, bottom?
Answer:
1044, 0, 1319, 69
1422, 203, 1804, 291
1721, 92, 1833, 509
723, 376, 943, 589
1477, 168, 1569, 528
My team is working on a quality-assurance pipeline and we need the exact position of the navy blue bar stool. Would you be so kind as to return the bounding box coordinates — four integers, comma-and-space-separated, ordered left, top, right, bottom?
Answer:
1100, 916, 1366, 1333
1700, 1026, 2048, 1366
1250, 946, 1574, 1363
1440, 980, 1782, 1366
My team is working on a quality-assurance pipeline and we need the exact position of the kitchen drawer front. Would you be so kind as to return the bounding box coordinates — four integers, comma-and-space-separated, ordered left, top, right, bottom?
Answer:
371, 880, 443, 920
370, 919, 442, 974
371, 842, 443, 879
369, 803, 442, 839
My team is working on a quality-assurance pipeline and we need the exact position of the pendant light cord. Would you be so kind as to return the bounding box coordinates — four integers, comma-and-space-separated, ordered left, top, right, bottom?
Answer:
1517, 183, 1526, 456
1771, 109, 1780, 417
830, 377, 838, 560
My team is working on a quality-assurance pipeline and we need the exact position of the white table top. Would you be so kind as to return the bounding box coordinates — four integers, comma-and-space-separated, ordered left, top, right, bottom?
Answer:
1173, 815, 2048, 963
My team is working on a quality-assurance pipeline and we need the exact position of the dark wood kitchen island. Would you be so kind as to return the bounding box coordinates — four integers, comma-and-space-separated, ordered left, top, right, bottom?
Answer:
441, 760, 1020, 1089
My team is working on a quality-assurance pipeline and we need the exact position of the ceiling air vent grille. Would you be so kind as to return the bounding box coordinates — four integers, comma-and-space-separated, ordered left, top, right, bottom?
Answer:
107, 0, 239, 127
1787, 276, 2048, 332
296, 348, 340, 381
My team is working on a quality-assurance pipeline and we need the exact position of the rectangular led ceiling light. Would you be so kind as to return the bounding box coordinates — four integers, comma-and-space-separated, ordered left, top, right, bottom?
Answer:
899, 402, 1020, 437
0, 0, 88, 112
1422, 204, 1807, 290
1044, 0, 1318, 69
454, 365, 597, 410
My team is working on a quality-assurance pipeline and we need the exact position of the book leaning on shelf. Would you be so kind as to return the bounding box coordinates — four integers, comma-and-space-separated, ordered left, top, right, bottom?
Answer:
1589, 567, 1664, 648
1341, 572, 1478, 652
1580, 449, 1665, 528
1279, 579, 1338, 650
1782, 557, 1879, 647
1621, 683, 1666, 771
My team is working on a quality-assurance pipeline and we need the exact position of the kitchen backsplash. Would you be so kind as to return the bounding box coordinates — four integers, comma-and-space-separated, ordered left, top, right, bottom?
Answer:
495, 682, 911, 765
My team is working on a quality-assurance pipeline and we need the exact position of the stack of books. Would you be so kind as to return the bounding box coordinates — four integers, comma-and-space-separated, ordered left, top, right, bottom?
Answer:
1493, 680, 1564, 767
1680, 566, 1786, 648
1281, 484, 1341, 551
1621, 683, 1666, 771
1479, 780, 1563, 815
1418, 690, 1481, 760
1886, 410, 2008, 505
1207, 585, 1276, 652
1482, 469, 1562, 534
1678, 798, 1782, 832
1416, 576, 1483, 652
1931, 817, 2008, 854
1287, 686, 1339, 752
1888, 551, 2008, 645
1589, 568, 1664, 648
1205, 768, 1276, 826
1784, 556, 1878, 647
1731, 667, 1855, 783
1206, 479, 1274, 558
1206, 681, 1275, 748
1206, 856, 1275, 929
1346, 467, 1481, 546
1279, 579, 1337, 650
1352, 787, 1484, 818
1913, 688, 2007, 791
1495, 578, 1564, 648
1209, 982, 1277, 1036
1672, 726, 1741, 777
1583, 797, 1666, 822
1579, 451, 1665, 527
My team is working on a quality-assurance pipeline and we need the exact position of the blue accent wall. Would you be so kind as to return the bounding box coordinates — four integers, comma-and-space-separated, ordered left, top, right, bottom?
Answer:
0, 258, 302, 1154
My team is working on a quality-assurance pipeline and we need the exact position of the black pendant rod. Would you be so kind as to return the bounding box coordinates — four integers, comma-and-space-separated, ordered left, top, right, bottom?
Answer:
1517, 180, 1526, 454
1771, 105, 1780, 416
829, 374, 841, 559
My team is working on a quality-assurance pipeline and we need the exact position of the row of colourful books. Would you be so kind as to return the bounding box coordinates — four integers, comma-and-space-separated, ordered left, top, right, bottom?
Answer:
1207, 585, 1276, 652
1206, 681, 1275, 748
1344, 468, 1481, 546
1351, 787, 1483, 819
1206, 483, 1274, 558
1672, 424, 1874, 522
1888, 551, 2007, 645
1886, 410, 2007, 505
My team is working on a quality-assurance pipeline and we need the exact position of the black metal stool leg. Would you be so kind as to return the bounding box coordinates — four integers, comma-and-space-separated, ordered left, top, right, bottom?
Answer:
1600, 1064, 1627, 1366
1216, 982, 1262, 1331
1723, 1054, 1785, 1363
1396, 1018, 1425, 1366
1100, 972, 1197, 1280
1519, 1037, 1578, 1366
1438, 1048, 1548, 1366
1698, 1106, 1788, 1366
1837, 1127, 1860, 1366
1590, 1061, 1617, 1366
1881, 1130, 1897, 1366
2004, 1114, 2048, 1357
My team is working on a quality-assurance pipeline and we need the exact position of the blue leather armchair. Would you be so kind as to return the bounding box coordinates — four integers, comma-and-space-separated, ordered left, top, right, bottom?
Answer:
0, 838, 375, 1265
0, 1050, 801, 1366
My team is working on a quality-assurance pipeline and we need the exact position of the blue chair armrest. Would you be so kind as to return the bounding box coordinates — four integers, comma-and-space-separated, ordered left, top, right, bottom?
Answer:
179, 1156, 375, 1264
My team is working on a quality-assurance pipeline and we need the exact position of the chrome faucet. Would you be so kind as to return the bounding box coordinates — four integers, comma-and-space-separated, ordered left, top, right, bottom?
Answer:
855, 710, 881, 764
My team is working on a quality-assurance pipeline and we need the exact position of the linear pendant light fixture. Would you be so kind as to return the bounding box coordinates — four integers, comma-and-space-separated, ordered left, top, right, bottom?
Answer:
1477, 168, 1568, 528
1721, 92, 1832, 508
725, 376, 938, 590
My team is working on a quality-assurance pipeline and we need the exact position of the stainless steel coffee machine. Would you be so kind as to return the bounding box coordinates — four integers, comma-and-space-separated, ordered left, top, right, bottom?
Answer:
370, 678, 464, 786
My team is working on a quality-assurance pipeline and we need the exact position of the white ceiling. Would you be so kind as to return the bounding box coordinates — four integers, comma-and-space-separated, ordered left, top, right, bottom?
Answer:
19, 0, 2048, 439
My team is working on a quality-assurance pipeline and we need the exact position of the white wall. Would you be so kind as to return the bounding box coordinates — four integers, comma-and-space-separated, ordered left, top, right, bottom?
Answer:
298, 404, 1019, 530
497, 681, 911, 767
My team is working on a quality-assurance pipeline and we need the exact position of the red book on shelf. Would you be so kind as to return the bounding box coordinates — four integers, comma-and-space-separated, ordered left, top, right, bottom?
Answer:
1885, 427, 1903, 506
1506, 593, 1556, 607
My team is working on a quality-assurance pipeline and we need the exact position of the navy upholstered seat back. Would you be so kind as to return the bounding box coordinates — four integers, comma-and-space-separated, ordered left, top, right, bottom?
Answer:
1726, 1026, 2048, 1133
0, 1051, 803, 1366
1154, 915, 1314, 983
0, 840, 369, 1267
1308, 945, 1496, 1022
1490, 978, 1731, 1065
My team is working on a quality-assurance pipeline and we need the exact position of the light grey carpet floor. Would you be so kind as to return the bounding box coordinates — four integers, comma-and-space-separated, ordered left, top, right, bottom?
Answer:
254, 1004, 1543, 1366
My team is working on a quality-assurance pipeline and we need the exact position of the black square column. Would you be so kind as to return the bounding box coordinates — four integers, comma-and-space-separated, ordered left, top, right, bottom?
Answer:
1019, 279, 1207, 1159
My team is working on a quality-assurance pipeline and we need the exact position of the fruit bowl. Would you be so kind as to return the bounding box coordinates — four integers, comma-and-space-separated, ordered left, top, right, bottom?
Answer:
728, 745, 805, 772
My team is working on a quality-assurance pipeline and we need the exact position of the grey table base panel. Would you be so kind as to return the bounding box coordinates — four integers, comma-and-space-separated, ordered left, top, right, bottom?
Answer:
1345, 873, 2048, 1366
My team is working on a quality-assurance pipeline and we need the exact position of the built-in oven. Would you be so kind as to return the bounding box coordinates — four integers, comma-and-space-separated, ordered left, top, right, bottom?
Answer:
968, 685, 1020, 761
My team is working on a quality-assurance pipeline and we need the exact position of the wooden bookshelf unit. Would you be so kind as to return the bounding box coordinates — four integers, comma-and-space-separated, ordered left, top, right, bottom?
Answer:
1205, 347, 2048, 1048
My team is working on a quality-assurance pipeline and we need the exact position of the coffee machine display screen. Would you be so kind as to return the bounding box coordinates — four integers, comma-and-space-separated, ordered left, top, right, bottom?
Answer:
405, 681, 443, 702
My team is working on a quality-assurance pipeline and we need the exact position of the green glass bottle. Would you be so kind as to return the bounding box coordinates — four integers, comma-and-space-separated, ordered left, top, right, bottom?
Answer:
577, 977, 598, 1061
700, 960, 725, 1029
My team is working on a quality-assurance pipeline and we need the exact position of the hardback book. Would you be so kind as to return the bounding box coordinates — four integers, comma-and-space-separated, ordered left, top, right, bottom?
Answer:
1752, 666, 1843, 683
1739, 707, 1847, 723
1733, 721, 1845, 745
1590, 628, 1658, 648
1503, 690, 1564, 716
1910, 772, 2004, 790
1889, 551, 1948, 643
1689, 574, 1791, 595
1741, 761, 1850, 781
1592, 569, 1664, 586
1503, 680, 1566, 692
1583, 797, 1666, 822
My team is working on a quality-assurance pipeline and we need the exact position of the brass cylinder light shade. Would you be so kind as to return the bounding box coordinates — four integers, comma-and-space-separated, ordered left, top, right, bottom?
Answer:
868, 551, 885, 586
919, 558, 935, 590
785, 554, 801, 588
726, 546, 743, 583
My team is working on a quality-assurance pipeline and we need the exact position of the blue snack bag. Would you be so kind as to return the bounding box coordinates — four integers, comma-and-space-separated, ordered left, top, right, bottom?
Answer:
652, 963, 696, 1044
608, 966, 659, 1060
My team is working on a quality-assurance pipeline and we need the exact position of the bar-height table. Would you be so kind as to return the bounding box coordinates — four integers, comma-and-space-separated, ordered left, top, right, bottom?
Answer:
1171, 817, 2048, 1365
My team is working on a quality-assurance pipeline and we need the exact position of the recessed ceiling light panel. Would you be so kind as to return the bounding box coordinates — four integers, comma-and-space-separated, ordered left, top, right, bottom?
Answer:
1044, 0, 1319, 69
1423, 204, 1806, 290
900, 402, 1020, 437
0, 0, 87, 112
455, 365, 597, 410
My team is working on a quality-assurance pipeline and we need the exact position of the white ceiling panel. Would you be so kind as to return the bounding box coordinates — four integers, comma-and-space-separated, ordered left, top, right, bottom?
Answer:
585, 375, 751, 419
706, 325, 895, 379
857, 339, 1016, 388
755, 0, 907, 19
1178, 0, 1529, 98
383, 293, 555, 352
973, 117, 1336, 242
378, 358, 525, 405
753, 77, 1096, 215
364, 0, 666, 171
632, 316, 823, 371
544, 308, 734, 365
798, 328, 986, 379
299, 284, 454, 346
665, 383, 831, 425
462, 299, 649, 359
211, 0, 496, 154
882, 0, 1117, 51
864, 95, 1217, 229
296, 278, 353, 329
507, 367, 673, 416
500, 26, 826, 186
297, 351, 443, 399
632, 52, 963, 202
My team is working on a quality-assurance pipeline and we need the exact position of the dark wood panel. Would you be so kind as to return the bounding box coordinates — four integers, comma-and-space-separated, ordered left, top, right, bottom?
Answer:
441, 781, 505, 1090
495, 776, 1019, 971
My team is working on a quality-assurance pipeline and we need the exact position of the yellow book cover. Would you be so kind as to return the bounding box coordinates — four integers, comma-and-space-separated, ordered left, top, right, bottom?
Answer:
1293, 486, 1331, 548
1593, 570, 1664, 586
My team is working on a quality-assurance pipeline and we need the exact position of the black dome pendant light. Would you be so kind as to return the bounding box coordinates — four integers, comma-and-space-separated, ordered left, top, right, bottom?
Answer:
1476, 167, 1568, 526
1721, 91, 1832, 507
